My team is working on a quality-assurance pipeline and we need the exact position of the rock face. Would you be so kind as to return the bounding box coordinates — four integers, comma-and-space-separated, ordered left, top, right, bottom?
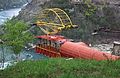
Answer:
17, 0, 120, 25
17, 0, 50, 22
17, 0, 120, 43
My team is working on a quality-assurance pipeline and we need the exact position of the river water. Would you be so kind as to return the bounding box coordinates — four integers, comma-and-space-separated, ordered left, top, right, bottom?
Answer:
0, 8, 21, 24
0, 8, 45, 62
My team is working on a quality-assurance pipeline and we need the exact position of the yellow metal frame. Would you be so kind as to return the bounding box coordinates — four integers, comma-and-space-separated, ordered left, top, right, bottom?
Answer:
35, 8, 75, 35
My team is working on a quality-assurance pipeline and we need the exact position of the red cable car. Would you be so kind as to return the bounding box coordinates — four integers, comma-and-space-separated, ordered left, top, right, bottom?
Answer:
34, 8, 120, 61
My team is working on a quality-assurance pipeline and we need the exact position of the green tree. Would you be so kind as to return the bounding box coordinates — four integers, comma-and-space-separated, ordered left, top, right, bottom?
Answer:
82, 0, 97, 17
0, 19, 34, 60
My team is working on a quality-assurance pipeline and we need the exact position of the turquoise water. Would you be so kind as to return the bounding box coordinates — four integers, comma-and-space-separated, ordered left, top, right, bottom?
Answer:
0, 8, 46, 62
0, 47, 46, 61
0, 8, 21, 24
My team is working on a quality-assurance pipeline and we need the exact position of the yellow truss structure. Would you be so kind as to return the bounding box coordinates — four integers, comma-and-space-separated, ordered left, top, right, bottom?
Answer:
35, 8, 76, 35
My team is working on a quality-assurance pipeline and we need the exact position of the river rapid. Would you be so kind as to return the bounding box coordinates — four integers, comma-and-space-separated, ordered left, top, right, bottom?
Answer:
0, 8, 21, 24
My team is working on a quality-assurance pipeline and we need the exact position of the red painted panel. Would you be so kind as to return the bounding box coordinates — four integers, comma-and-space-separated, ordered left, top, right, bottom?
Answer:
60, 42, 120, 60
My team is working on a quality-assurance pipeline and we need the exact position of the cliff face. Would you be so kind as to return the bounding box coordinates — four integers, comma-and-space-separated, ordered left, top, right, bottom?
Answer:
17, 0, 50, 22
17, 0, 120, 26
17, 0, 120, 43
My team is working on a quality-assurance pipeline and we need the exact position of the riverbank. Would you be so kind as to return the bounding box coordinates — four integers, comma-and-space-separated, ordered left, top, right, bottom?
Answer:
0, 7, 46, 63
0, 58, 120, 78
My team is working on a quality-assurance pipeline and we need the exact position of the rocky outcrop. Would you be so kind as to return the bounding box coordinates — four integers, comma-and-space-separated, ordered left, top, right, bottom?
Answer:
17, 0, 120, 25
17, 0, 120, 43
17, 0, 50, 22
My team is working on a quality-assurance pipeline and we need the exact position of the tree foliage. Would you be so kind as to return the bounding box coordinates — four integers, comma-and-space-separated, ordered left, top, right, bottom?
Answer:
82, 0, 97, 17
0, 19, 34, 54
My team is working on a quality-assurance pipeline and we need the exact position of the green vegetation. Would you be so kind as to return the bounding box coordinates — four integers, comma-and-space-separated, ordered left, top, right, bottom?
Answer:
0, 19, 34, 60
0, 58, 120, 78
82, 0, 97, 17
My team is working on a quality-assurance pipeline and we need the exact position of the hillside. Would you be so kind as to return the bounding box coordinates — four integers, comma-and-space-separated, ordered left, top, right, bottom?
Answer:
0, 58, 120, 78
16, 0, 120, 44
